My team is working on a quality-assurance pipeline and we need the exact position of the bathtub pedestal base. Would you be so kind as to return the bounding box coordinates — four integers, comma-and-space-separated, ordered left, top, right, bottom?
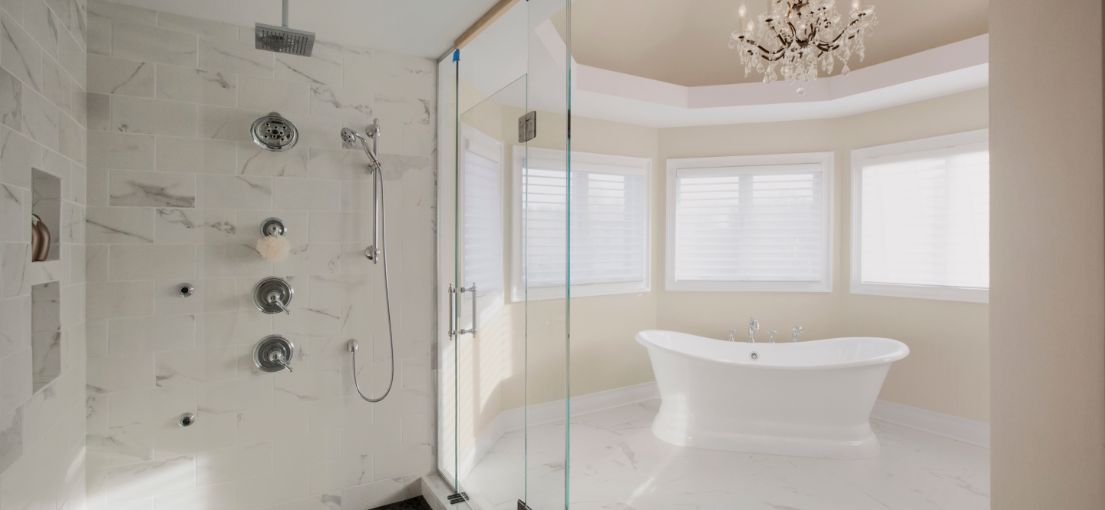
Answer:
651, 417, 881, 459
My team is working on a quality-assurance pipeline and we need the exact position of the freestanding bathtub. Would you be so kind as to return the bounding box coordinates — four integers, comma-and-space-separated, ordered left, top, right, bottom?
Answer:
637, 330, 909, 459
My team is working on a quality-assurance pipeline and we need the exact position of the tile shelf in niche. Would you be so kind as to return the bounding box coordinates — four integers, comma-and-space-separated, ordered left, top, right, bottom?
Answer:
31, 169, 61, 263
31, 281, 61, 394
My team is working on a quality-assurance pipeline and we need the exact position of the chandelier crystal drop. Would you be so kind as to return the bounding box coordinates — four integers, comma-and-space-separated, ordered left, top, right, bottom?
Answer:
729, 0, 877, 83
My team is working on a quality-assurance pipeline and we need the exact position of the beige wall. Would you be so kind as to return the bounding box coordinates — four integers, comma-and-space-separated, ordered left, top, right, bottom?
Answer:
659, 89, 991, 421
452, 88, 992, 463
990, 0, 1105, 507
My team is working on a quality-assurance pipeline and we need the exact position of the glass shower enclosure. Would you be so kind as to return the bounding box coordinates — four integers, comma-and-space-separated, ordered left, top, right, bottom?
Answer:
436, 0, 571, 508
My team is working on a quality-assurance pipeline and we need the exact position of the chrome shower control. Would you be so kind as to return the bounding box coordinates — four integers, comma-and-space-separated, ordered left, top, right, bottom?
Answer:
253, 277, 293, 315
260, 217, 287, 237
253, 335, 295, 373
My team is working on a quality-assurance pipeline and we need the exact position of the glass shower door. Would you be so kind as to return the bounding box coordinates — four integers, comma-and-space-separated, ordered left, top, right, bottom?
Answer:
438, 0, 571, 508
451, 77, 529, 509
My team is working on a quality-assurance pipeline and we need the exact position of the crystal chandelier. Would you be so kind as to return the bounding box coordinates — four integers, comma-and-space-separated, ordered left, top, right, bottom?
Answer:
729, 0, 877, 83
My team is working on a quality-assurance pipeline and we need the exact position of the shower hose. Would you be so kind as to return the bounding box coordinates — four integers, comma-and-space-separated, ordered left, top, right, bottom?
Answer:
351, 159, 396, 403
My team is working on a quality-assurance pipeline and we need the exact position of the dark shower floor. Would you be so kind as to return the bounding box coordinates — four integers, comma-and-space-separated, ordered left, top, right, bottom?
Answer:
372, 496, 434, 510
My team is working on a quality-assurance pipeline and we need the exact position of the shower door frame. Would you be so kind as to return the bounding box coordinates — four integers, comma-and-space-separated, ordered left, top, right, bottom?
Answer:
435, 0, 573, 507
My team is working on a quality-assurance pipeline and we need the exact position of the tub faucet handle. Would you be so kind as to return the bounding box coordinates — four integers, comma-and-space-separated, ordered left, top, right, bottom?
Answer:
747, 318, 759, 343
792, 326, 804, 342
768, 330, 777, 343
727, 329, 737, 342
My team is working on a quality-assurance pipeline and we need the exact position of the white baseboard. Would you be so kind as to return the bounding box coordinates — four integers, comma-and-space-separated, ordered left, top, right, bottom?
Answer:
458, 383, 988, 477
871, 400, 990, 448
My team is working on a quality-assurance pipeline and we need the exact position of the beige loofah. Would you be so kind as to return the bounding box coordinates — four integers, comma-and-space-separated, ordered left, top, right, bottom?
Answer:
256, 234, 291, 262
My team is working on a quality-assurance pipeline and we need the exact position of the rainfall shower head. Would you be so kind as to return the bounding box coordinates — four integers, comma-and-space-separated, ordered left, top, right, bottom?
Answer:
255, 0, 315, 56
252, 112, 299, 152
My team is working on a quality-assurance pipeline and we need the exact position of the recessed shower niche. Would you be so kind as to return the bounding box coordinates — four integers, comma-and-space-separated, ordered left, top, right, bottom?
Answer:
30, 169, 60, 262
31, 281, 61, 393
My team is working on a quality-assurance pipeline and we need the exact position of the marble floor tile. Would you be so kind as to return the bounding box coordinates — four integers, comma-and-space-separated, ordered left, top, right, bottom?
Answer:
460, 400, 989, 510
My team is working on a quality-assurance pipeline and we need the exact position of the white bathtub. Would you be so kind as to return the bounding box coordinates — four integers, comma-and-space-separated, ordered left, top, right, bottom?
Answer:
637, 330, 909, 459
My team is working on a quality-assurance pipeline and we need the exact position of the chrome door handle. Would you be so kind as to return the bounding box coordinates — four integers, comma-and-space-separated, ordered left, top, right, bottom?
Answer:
457, 283, 477, 336
448, 284, 457, 338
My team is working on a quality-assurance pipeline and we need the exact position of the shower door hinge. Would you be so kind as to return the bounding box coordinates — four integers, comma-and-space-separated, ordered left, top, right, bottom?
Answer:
517, 500, 533, 510
518, 111, 537, 143
447, 492, 469, 505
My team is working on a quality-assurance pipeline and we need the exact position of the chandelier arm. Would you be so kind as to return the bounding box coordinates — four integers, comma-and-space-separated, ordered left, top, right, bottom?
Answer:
822, 16, 866, 46
742, 38, 788, 60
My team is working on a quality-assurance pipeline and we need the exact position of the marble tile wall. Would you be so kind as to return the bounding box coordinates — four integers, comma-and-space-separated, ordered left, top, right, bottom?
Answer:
0, 0, 89, 509
84, 1, 437, 509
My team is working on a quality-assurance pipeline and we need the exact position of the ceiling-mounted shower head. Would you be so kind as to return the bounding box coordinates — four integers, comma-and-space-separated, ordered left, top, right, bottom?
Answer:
252, 112, 299, 152
255, 0, 315, 56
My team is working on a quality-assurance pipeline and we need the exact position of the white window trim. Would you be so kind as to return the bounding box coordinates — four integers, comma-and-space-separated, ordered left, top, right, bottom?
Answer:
511, 146, 652, 302
460, 125, 507, 318
665, 152, 835, 293
849, 129, 989, 303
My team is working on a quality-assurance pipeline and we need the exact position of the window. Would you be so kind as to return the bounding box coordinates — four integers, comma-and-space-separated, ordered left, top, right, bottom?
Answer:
666, 153, 833, 292
461, 126, 504, 317
512, 147, 651, 300
851, 130, 989, 302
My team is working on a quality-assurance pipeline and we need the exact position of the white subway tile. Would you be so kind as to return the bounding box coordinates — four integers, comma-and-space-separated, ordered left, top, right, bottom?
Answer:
199, 174, 271, 209
156, 136, 236, 174
156, 12, 237, 42
196, 105, 253, 142
198, 36, 272, 78
88, 55, 154, 97
0, 14, 43, 91
108, 244, 196, 280
88, 130, 154, 170
86, 280, 154, 320
156, 64, 236, 107
112, 20, 196, 67
308, 84, 374, 125
110, 95, 196, 137
153, 208, 201, 243
273, 178, 339, 211
237, 75, 308, 117
109, 170, 196, 208
87, 206, 154, 244
237, 141, 308, 177
108, 314, 195, 354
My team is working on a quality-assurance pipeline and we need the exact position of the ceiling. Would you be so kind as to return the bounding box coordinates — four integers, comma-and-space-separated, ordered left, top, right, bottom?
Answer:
556, 0, 988, 86
110, 0, 501, 58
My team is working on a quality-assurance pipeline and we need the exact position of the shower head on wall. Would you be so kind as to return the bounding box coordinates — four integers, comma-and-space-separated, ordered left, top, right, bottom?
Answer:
251, 112, 299, 151
255, 0, 315, 56
341, 124, 383, 170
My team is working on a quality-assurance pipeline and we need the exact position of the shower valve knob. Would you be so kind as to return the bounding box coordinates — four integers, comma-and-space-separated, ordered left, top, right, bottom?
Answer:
253, 277, 294, 315
179, 283, 195, 297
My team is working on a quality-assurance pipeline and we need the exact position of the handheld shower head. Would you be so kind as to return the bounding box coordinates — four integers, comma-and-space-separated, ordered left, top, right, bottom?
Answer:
341, 126, 382, 170
341, 127, 364, 145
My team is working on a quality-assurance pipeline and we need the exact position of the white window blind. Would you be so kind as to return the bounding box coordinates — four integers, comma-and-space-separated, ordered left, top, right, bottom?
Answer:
666, 154, 833, 292
851, 130, 989, 302
461, 127, 504, 316
513, 147, 650, 300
